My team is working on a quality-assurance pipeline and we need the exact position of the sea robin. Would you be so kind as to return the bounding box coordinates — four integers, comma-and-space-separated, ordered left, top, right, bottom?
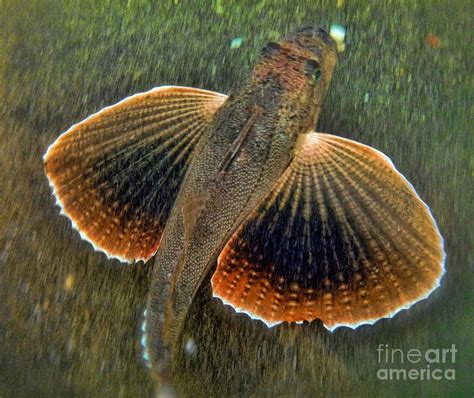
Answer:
44, 27, 445, 376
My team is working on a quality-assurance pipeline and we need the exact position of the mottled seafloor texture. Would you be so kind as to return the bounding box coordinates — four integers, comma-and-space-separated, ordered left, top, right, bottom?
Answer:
0, 1, 472, 397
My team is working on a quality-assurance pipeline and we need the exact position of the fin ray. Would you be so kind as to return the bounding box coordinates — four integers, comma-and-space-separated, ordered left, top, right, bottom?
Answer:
325, 141, 439, 260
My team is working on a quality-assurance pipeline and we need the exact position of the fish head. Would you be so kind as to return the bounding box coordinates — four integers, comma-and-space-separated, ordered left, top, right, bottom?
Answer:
253, 26, 338, 132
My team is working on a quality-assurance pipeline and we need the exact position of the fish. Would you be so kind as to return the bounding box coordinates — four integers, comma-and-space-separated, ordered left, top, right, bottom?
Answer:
43, 26, 445, 377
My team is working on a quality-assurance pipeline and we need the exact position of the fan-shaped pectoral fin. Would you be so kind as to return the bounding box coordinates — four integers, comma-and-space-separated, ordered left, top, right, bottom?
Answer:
44, 86, 227, 262
211, 132, 445, 330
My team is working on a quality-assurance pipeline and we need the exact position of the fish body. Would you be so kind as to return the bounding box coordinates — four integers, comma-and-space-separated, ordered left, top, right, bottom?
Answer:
44, 27, 445, 378
147, 28, 339, 366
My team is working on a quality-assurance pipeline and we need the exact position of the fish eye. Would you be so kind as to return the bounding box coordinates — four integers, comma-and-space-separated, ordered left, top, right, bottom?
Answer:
313, 69, 322, 80
304, 59, 322, 81
261, 42, 281, 57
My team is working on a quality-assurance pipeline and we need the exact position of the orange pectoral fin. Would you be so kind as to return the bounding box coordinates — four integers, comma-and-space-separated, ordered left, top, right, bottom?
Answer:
45, 86, 227, 262
212, 132, 445, 330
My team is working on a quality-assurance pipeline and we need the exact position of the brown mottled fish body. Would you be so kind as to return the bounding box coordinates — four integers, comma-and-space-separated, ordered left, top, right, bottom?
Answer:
147, 28, 338, 367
